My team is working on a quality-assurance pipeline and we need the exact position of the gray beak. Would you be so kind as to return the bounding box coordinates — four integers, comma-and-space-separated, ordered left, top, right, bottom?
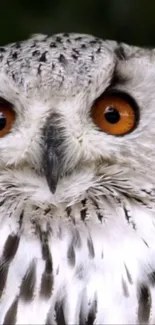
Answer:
42, 113, 64, 194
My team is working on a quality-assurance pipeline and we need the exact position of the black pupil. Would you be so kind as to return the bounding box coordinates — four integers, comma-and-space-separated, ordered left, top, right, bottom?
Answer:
0, 112, 6, 130
104, 106, 120, 124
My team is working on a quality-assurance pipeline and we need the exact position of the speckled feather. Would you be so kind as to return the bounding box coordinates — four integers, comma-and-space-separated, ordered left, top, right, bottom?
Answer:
0, 33, 155, 324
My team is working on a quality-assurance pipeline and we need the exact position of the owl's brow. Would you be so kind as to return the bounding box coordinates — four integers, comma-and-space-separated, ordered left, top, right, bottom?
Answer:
108, 64, 130, 90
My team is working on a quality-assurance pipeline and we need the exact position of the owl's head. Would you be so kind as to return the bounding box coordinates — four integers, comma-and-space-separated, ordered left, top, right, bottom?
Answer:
0, 33, 154, 204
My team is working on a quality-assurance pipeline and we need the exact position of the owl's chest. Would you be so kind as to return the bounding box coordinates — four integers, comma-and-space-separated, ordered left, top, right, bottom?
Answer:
0, 196, 155, 324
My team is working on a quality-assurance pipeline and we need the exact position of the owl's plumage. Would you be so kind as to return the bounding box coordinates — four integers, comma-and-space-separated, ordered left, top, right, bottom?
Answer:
0, 33, 155, 324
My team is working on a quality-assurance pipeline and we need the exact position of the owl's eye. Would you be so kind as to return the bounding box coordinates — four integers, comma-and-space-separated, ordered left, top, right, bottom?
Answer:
91, 92, 139, 136
0, 99, 15, 137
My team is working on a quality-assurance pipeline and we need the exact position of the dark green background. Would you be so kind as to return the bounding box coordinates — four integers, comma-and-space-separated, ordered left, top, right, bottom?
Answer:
1, 0, 155, 47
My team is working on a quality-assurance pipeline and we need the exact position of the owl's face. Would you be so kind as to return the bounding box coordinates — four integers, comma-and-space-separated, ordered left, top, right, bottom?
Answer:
0, 33, 154, 203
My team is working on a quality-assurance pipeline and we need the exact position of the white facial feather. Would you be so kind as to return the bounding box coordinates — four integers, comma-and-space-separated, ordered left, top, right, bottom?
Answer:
0, 34, 154, 193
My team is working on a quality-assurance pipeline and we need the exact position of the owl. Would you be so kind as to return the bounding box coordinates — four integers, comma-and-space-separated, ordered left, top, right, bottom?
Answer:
0, 32, 155, 325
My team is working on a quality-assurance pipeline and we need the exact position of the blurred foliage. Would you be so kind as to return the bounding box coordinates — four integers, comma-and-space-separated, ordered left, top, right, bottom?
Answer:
1, 0, 155, 46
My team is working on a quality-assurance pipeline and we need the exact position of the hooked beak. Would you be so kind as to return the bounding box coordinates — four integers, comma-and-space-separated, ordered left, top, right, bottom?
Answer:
42, 113, 65, 194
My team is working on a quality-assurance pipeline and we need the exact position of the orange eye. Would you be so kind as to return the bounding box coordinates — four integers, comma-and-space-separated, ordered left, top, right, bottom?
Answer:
0, 99, 15, 137
91, 92, 138, 136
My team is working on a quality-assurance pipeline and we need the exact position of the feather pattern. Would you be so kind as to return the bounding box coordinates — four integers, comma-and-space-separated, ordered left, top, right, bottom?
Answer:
0, 168, 155, 324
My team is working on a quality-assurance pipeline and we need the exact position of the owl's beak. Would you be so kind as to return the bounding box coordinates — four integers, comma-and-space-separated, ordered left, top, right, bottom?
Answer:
43, 150, 60, 194
43, 140, 62, 194
42, 114, 64, 194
